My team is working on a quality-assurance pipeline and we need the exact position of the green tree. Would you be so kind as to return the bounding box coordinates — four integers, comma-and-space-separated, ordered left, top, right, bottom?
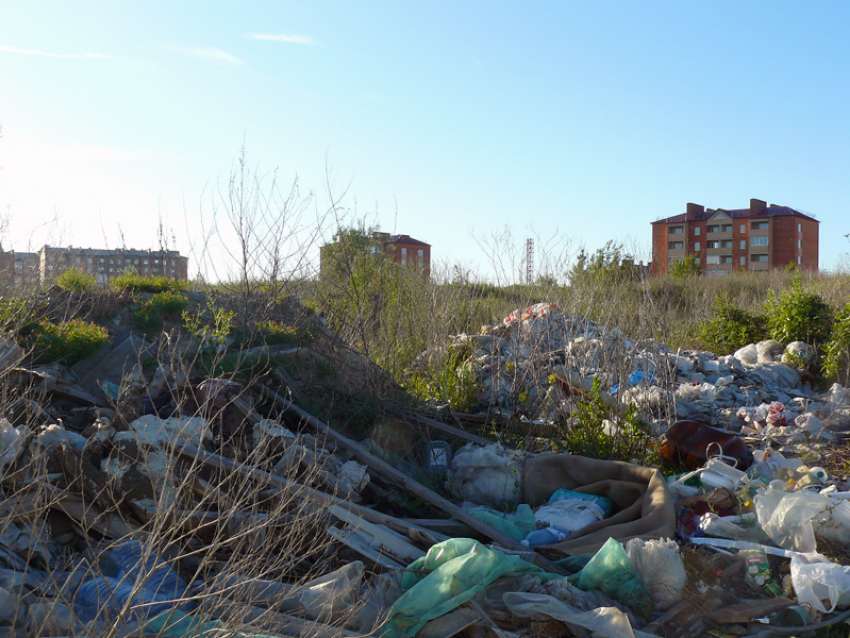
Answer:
570, 241, 642, 286
668, 254, 701, 278
764, 273, 833, 345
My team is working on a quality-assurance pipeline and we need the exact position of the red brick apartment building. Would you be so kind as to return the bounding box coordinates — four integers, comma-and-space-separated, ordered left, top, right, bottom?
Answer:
651, 199, 819, 277
320, 232, 431, 280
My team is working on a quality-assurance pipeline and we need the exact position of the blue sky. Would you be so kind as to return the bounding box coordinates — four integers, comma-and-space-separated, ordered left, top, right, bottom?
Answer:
2, 2, 849, 280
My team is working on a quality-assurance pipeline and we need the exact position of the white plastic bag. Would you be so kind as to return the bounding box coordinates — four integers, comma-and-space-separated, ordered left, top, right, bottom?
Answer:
534, 499, 606, 535
0, 419, 22, 476
625, 538, 687, 610
791, 553, 850, 613
451, 443, 525, 507
755, 488, 832, 553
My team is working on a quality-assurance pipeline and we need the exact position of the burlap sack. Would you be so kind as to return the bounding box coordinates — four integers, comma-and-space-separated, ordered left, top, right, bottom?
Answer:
522, 453, 676, 555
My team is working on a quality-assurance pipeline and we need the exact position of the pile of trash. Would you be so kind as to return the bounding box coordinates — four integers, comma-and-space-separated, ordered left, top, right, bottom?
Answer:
3, 296, 850, 637
428, 301, 850, 439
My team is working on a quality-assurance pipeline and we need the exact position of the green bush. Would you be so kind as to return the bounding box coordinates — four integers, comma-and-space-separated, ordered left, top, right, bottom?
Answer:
668, 255, 701, 279
56, 269, 97, 293
697, 294, 767, 354
133, 291, 188, 333
764, 274, 833, 345
111, 271, 187, 294
23, 319, 110, 365
403, 343, 479, 411
824, 302, 850, 385
565, 377, 650, 463
255, 320, 315, 346
0, 299, 35, 331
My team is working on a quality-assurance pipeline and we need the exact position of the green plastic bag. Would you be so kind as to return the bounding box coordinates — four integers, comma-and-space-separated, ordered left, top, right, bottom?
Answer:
383, 538, 559, 638
465, 504, 537, 542
570, 537, 654, 618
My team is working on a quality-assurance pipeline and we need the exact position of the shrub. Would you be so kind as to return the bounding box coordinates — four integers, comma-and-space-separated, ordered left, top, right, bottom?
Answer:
111, 271, 188, 294
56, 269, 97, 293
668, 255, 701, 279
132, 291, 188, 333
403, 344, 479, 411
565, 377, 649, 463
23, 319, 110, 365
697, 294, 767, 354
824, 302, 850, 385
255, 320, 315, 346
764, 274, 833, 346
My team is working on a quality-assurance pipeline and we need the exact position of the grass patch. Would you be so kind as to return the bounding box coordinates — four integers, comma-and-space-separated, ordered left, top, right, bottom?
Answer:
22, 319, 110, 365
111, 271, 188, 294
132, 291, 189, 333
56, 268, 97, 293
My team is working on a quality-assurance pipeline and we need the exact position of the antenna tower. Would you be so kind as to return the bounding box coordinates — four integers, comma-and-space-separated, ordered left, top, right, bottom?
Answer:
526, 238, 534, 284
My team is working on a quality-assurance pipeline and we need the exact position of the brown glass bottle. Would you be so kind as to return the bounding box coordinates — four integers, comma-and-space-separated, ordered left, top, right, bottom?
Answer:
660, 420, 753, 471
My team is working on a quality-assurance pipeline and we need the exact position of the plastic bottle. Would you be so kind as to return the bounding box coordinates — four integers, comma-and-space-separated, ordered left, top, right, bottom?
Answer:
421, 441, 452, 474
660, 420, 753, 471
522, 526, 570, 548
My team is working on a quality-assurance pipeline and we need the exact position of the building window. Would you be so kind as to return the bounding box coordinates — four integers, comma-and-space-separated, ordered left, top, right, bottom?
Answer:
694, 227, 701, 236
401, 247, 407, 266
740, 256, 746, 266
740, 224, 746, 234
707, 240, 719, 249
752, 221, 768, 230
100, 258, 105, 263
798, 239, 802, 249
798, 256, 802, 265
707, 225, 718, 233
720, 255, 732, 264
720, 240, 732, 248
694, 257, 700, 265
88, 258, 92, 264
752, 254, 768, 263
740, 240, 746, 250
669, 226, 683, 234
751, 236, 769, 247
143, 259, 148, 265
668, 241, 683, 250
694, 242, 700, 251
798, 223, 802, 233
706, 255, 720, 265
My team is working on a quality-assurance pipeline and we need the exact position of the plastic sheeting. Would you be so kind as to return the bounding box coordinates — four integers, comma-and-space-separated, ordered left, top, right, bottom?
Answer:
381, 538, 559, 638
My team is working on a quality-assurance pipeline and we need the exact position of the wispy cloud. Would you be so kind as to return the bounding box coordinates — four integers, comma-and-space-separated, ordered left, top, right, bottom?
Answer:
177, 46, 244, 65
248, 33, 313, 45
0, 44, 113, 59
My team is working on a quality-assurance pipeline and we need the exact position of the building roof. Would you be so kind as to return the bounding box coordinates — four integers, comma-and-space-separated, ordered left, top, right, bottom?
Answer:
653, 204, 818, 225
388, 234, 430, 247
39, 246, 186, 258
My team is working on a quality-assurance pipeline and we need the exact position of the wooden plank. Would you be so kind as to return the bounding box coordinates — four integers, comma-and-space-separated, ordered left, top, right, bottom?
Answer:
417, 607, 482, 638
175, 444, 449, 546
258, 385, 566, 576
401, 410, 493, 446
328, 504, 425, 564
326, 525, 404, 570
403, 518, 477, 538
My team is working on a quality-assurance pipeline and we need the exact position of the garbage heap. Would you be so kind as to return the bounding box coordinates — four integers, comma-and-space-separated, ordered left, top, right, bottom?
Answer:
428, 301, 850, 439
2, 296, 850, 637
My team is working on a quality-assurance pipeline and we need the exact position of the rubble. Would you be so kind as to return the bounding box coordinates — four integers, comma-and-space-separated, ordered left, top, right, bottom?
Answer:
2, 295, 850, 637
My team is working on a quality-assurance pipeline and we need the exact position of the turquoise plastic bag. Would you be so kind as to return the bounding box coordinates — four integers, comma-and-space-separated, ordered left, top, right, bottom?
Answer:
570, 537, 654, 618
465, 504, 537, 542
383, 538, 559, 638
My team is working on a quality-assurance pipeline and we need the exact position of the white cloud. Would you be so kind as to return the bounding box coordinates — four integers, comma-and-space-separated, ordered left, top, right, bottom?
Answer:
0, 44, 113, 59
248, 33, 313, 45
177, 46, 244, 65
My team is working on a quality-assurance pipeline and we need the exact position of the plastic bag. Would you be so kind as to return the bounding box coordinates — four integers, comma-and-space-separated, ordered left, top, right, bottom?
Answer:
625, 538, 686, 610
383, 538, 558, 637
571, 537, 654, 618
0, 419, 22, 475
791, 553, 850, 613
451, 443, 525, 507
755, 488, 833, 553
466, 504, 536, 542
534, 498, 607, 534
